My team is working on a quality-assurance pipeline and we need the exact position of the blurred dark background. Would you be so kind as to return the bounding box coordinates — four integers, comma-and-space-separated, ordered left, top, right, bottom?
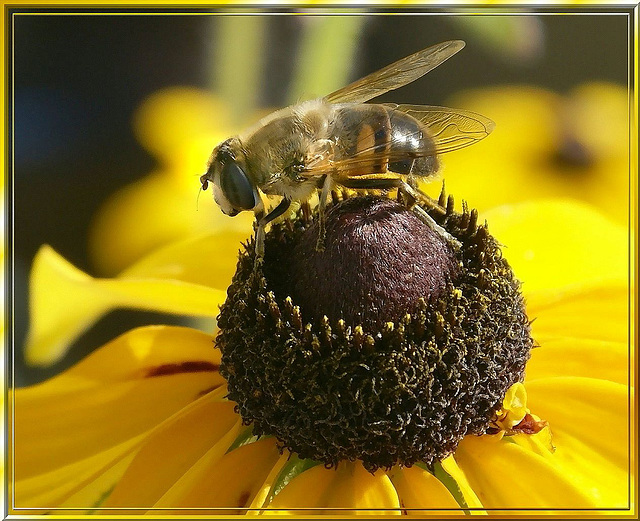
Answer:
8, 12, 630, 385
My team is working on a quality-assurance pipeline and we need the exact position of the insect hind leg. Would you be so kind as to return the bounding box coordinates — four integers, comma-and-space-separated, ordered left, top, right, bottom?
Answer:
340, 177, 459, 249
397, 180, 461, 250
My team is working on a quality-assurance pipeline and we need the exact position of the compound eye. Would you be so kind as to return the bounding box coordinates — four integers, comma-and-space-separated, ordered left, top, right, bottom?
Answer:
220, 162, 257, 211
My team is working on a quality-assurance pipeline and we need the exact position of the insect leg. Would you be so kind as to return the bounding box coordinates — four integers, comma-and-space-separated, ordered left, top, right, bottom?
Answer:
401, 177, 446, 216
316, 175, 334, 252
398, 181, 461, 249
254, 197, 292, 259
340, 177, 459, 248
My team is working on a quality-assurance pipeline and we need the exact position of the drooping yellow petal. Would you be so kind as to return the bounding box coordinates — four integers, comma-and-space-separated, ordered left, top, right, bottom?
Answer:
247, 452, 290, 513
453, 377, 631, 511
102, 400, 240, 509
58, 451, 136, 512
525, 337, 628, 384
266, 462, 401, 515
14, 326, 223, 479
507, 421, 630, 511
526, 281, 628, 344
13, 433, 144, 509
482, 199, 627, 292
323, 463, 401, 515
386, 465, 460, 514
24, 245, 226, 365
454, 435, 600, 510
155, 438, 282, 515
259, 464, 335, 516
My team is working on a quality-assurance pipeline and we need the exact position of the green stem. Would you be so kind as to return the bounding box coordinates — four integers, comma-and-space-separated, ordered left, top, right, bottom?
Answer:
288, 15, 365, 103
210, 15, 267, 123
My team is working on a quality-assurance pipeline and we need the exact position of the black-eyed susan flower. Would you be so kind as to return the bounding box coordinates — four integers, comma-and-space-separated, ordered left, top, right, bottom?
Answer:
12, 190, 631, 516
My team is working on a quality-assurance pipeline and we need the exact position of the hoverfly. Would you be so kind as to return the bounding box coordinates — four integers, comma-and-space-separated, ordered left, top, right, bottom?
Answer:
200, 40, 495, 256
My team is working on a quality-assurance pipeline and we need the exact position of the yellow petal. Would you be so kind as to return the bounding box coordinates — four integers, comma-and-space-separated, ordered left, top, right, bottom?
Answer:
266, 462, 401, 515
455, 435, 600, 510
525, 337, 628, 384
25, 246, 226, 365
156, 438, 282, 515
59, 451, 136, 512
261, 463, 332, 516
119, 231, 247, 289
481, 199, 627, 292
526, 281, 628, 344
89, 169, 254, 276
247, 452, 291, 513
13, 433, 143, 509
523, 374, 632, 510
439, 456, 485, 511
525, 377, 629, 473
13, 388, 226, 511
14, 326, 223, 479
102, 400, 240, 509
323, 463, 401, 515
386, 465, 460, 513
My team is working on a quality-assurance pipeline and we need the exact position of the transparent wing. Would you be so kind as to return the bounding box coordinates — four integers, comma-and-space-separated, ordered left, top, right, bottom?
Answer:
300, 104, 495, 178
325, 40, 465, 104
387, 104, 496, 154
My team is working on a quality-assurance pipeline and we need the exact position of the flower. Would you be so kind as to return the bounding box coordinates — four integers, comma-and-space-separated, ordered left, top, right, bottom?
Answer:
430, 83, 629, 226
11, 192, 631, 515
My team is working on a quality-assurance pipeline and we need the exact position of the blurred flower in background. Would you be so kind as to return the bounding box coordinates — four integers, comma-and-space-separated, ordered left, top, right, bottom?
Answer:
432, 82, 629, 225
87, 87, 254, 275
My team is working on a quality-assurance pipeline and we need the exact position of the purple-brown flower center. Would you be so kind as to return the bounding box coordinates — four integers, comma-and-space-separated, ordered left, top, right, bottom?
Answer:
264, 196, 459, 329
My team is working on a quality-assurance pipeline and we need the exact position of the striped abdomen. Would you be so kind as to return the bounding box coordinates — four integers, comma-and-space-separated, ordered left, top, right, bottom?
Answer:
330, 104, 439, 178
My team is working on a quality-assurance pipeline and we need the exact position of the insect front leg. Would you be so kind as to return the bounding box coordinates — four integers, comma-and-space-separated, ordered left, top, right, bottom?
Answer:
254, 197, 292, 261
316, 174, 334, 252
